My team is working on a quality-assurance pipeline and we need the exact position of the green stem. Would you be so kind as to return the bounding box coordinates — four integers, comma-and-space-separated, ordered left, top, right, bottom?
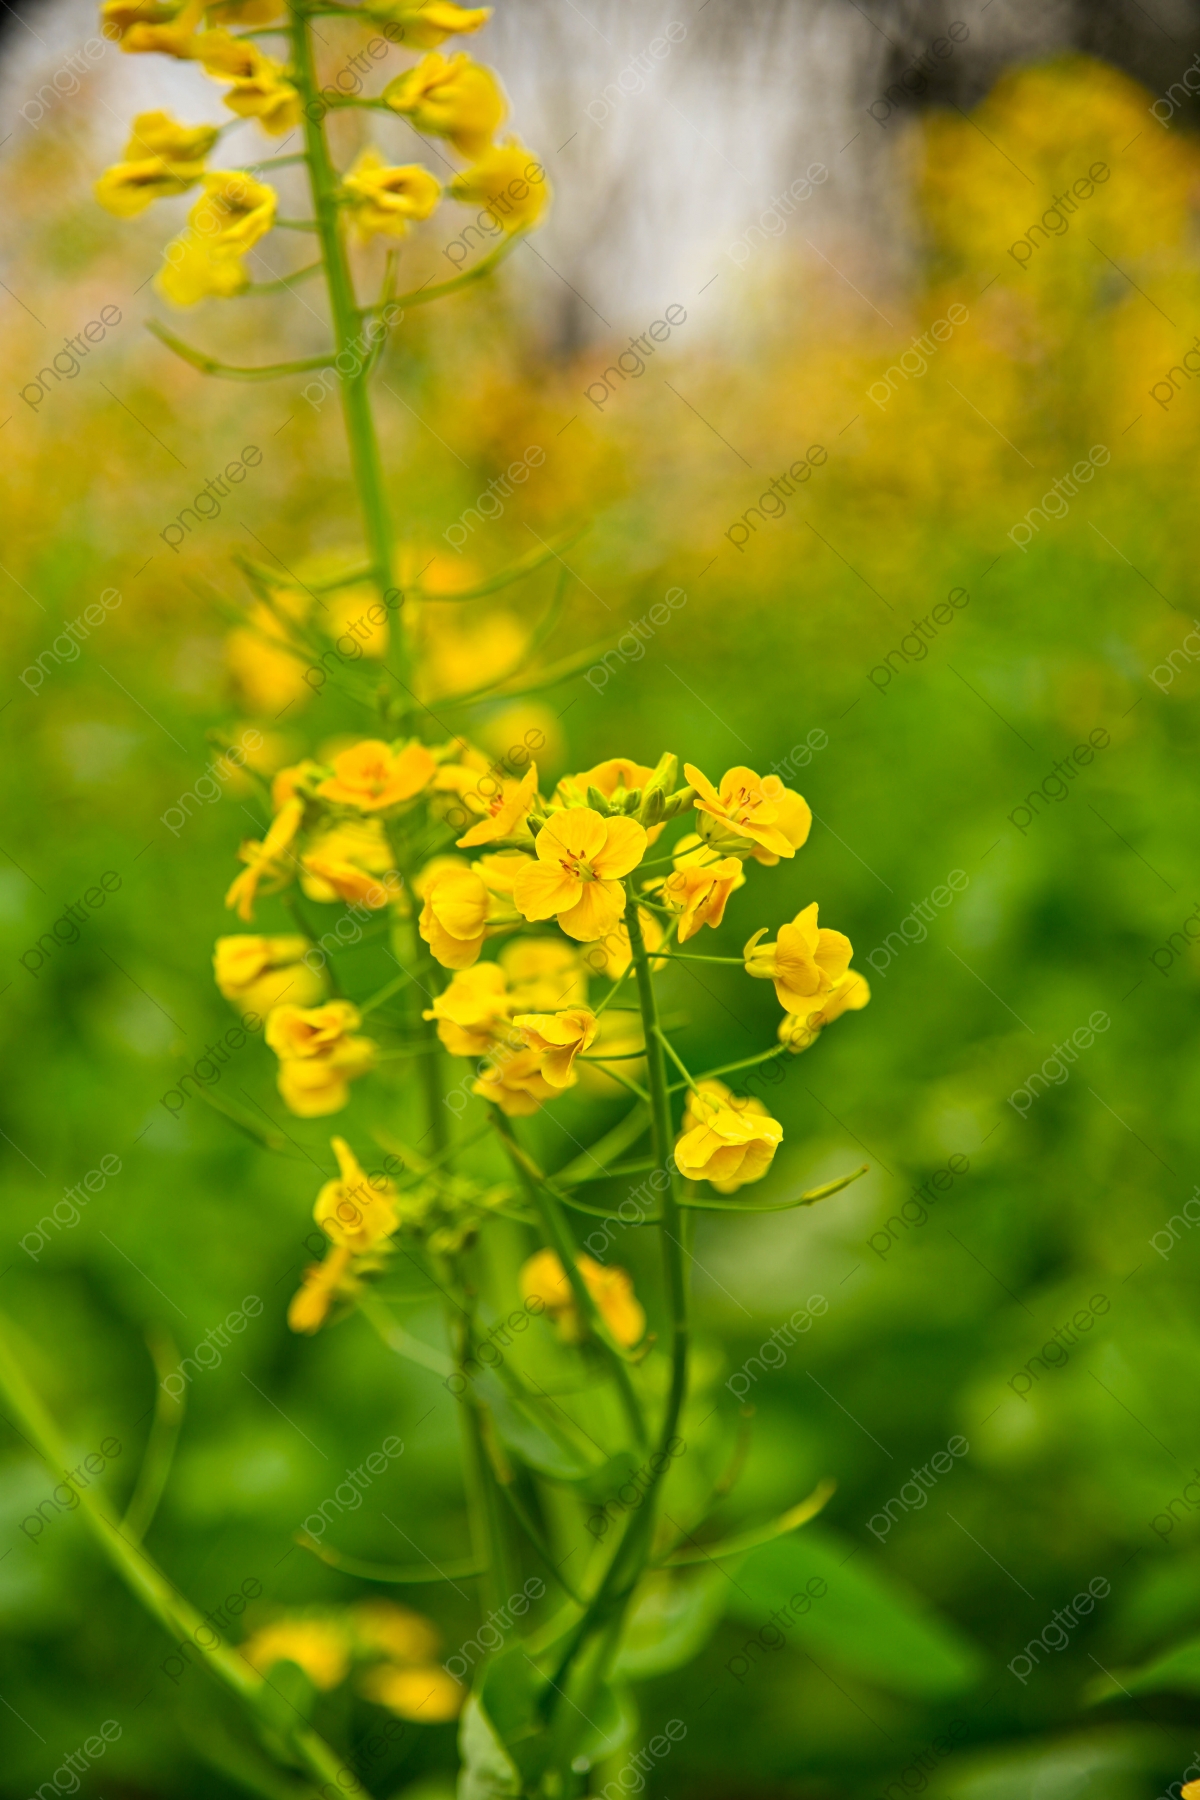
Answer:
493, 1119, 647, 1452
291, 1, 406, 690
0, 1313, 367, 1798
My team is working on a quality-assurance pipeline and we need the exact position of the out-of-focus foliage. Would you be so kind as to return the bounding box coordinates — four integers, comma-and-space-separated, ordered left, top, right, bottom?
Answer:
3, 46, 1200, 1800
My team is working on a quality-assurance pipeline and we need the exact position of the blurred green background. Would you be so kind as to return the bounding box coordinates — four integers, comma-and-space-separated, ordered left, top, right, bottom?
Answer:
4, 40, 1200, 1800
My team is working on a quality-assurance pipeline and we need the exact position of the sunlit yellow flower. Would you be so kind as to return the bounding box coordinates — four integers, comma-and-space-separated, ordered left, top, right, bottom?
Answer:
195, 31, 301, 133
241, 1618, 350, 1689
554, 758, 656, 810
455, 764, 539, 848
362, 0, 490, 48
684, 763, 806, 861
423, 961, 512, 1055
746, 786, 812, 866
157, 171, 277, 306
102, 0, 203, 55
743, 903, 853, 1012
352, 1600, 442, 1663
674, 1079, 782, 1194
267, 1001, 376, 1116
449, 139, 548, 232
278, 1048, 376, 1117
94, 110, 218, 216
288, 1244, 355, 1334
360, 1661, 464, 1721
472, 1045, 559, 1115
513, 808, 646, 942
779, 970, 871, 1052
472, 848, 532, 903
511, 1006, 597, 1087
267, 998, 363, 1060
317, 739, 437, 811
313, 1136, 398, 1252
301, 820, 403, 909
580, 906, 664, 980
224, 795, 302, 921
341, 148, 441, 241
661, 856, 742, 942
519, 1248, 645, 1346
383, 52, 505, 158
499, 937, 587, 1010
213, 934, 326, 1017
271, 758, 324, 809
419, 864, 491, 969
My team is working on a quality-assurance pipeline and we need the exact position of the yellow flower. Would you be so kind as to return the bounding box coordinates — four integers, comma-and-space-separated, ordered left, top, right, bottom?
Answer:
288, 1244, 355, 1334
102, 0, 204, 55
313, 1136, 398, 1252
423, 961, 512, 1055
519, 1248, 645, 1346
94, 111, 218, 216
472, 1045, 559, 1116
301, 820, 403, 909
317, 739, 437, 811
684, 763, 808, 862
499, 937, 587, 1010
661, 856, 742, 942
472, 848, 532, 904
511, 1006, 597, 1087
194, 31, 301, 133
278, 1050, 375, 1118
213, 934, 326, 1017
779, 970, 871, 1052
272, 758, 324, 809
362, 0, 491, 49
383, 52, 506, 158
267, 998, 364, 1059
554, 758, 656, 810
352, 1600, 442, 1663
266, 1001, 377, 1116
341, 148, 441, 241
743, 903, 853, 1012
224, 796, 302, 921
513, 808, 646, 942
449, 139, 548, 232
747, 786, 812, 867
157, 171, 277, 306
361, 1662, 464, 1721
241, 1618, 350, 1690
419, 864, 492, 969
455, 763, 539, 848
674, 1079, 783, 1194
580, 906, 664, 980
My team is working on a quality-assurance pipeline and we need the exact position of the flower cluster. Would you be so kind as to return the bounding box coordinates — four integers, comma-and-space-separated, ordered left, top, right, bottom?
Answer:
210, 738, 870, 1327
241, 1599, 462, 1720
94, 0, 547, 301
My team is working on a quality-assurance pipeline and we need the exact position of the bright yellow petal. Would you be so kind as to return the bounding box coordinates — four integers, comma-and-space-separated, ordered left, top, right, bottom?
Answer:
592, 814, 648, 879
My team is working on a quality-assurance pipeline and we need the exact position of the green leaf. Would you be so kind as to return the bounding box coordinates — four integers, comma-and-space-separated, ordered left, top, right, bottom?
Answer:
726, 1526, 983, 1697
1094, 1631, 1200, 1697
574, 1452, 641, 1504
457, 1694, 522, 1800
570, 1680, 638, 1764
477, 1647, 557, 1788
487, 1389, 598, 1483
614, 1569, 728, 1680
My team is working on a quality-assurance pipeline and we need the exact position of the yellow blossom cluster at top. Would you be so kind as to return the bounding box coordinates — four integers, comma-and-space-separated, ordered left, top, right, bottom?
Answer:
93, 0, 548, 301
212, 736, 871, 1342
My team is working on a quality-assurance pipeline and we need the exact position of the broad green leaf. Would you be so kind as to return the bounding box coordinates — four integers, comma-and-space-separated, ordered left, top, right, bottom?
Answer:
457, 1694, 521, 1800
1097, 1631, 1200, 1697
570, 1680, 638, 1764
614, 1569, 729, 1680
726, 1526, 982, 1697
479, 1646, 554, 1786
